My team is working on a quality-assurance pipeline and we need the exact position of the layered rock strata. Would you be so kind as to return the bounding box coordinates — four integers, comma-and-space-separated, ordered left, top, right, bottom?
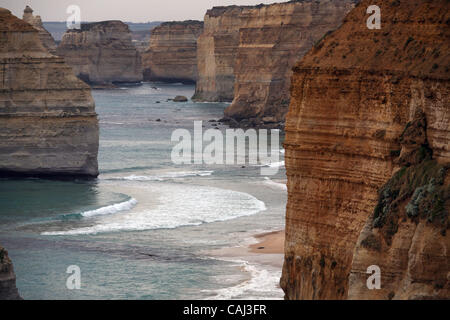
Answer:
224, 0, 356, 126
22, 5, 57, 54
0, 245, 21, 300
192, 6, 246, 102
0, 8, 99, 177
57, 21, 142, 85
142, 21, 203, 83
281, 0, 449, 300
193, 1, 355, 123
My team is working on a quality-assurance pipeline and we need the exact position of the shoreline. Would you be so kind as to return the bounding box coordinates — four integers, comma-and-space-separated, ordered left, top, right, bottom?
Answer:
204, 229, 285, 299
208, 229, 285, 269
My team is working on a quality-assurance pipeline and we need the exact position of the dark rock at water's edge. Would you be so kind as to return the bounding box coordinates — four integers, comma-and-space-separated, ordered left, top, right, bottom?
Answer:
173, 96, 188, 102
0, 246, 22, 300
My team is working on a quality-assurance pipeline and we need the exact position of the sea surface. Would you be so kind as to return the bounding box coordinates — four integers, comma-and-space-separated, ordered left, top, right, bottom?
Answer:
0, 83, 287, 300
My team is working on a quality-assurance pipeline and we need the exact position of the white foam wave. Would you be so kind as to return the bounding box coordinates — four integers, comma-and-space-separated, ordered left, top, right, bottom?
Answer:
106, 170, 214, 181
204, 260, 283, 300
262, 177, 287, 191
267, 161, 285, 168
42, 185, 265, 236
254, 160, 285, 168
100, 122, 125, 125
80, 198, 138, 218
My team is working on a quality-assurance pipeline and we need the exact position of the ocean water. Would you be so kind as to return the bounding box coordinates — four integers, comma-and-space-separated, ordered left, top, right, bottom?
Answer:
0, 83, 287, 300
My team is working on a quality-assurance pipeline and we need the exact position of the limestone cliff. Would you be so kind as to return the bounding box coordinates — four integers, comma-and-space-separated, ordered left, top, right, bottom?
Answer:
142, 21, 203, 83
22, 5, 57, 54
281, 0, 449, 300
0, 8, 99, 178
57, 21, 142, 85
0, 245, 21, 300
224, 0, 355, 127
193, 6, 245, 102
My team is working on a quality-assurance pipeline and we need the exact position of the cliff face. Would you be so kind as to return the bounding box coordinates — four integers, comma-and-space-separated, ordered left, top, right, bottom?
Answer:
0, 245, 21, 300
224, 0, 355, 126
57, 21, 142, 85
281, 0, 449, 300
22, 6, 57, 54
142, 21, 203, 83
0, 8, 99, 178
193, 6, 245, 102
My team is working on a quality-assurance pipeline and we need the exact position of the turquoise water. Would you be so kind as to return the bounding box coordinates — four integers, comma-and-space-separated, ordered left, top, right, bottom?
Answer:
0, 83, 286, 300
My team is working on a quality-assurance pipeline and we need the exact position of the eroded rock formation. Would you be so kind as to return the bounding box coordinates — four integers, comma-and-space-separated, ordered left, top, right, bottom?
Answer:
22, 5, 57, 54
193, 1, 355, 124
57, 21, 142, 85
142, 21, 203, 83
0, 245, 21, 300
225, 0, 356, 127
0, 8, 99, 177
193, 6, 243, 102
281, 0, 449, 300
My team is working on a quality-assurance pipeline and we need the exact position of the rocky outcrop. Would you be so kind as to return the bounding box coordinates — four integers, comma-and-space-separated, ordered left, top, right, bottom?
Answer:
22, 5, 57, 54
142, 21, 203, 83
193, 6, 245, 102
224, 0, 355, 126
193, 1, 355, 118
0, 8, 99, 178
57, 21, 142, 85
281, 0, 449, 300
0, 245, 21, 300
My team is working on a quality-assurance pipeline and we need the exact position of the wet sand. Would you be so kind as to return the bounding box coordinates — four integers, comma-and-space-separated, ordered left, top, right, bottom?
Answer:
208, 230, 285, 268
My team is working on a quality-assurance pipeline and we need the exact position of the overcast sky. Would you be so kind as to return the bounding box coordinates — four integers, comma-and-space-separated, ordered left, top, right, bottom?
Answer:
3, 0, 289, 22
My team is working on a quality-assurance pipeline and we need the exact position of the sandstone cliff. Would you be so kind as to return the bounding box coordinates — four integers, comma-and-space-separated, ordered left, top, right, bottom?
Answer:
193, 6, 245, 102
57, 21, 142, 85
0, 245, 21, 300
224, 0, 355, 127
281, 0, 449, 300
0, 8, 99, 177
22, 6, 57, 55
142, 21, 203, 83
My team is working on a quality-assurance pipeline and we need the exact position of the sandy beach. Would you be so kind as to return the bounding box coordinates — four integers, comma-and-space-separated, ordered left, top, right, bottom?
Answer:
209, 230, 285, 268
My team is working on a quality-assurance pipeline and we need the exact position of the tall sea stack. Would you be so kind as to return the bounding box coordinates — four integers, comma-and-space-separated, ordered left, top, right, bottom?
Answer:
22, 5, 57, 54
57, 21, 142, 85
281, 0, 449, 299
0, 245, 21, 300
0, 8, 99, 178
142, 21, 203, 83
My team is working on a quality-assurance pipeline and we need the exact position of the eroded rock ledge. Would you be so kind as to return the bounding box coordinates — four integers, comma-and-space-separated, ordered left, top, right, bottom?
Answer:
57, 20, 142, 86
142, 21, 203, 83
0, 8, 99, 178
281, 0, 449, 300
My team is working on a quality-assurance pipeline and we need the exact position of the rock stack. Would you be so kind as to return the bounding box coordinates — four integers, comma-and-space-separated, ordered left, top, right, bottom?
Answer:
57, 20, 143, 86
0, 8, 99, 178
